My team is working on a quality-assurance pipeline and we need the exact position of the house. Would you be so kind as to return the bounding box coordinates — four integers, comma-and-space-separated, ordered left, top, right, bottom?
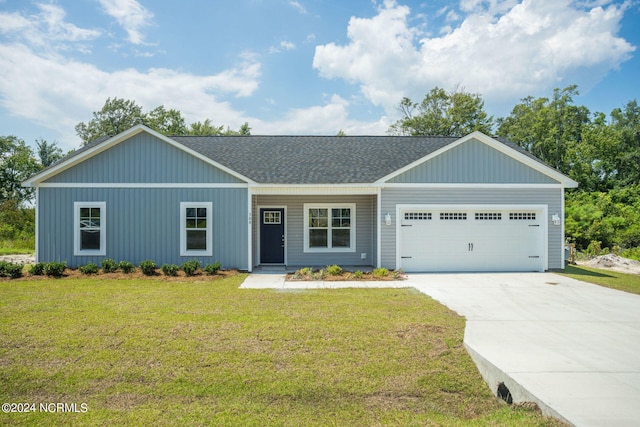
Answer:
23, 125, 578, 272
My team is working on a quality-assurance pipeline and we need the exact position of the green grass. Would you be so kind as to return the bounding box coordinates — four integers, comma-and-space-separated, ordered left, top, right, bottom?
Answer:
0, 276, 564, 426
0, 239, 34, 255
559, 264, 640, 295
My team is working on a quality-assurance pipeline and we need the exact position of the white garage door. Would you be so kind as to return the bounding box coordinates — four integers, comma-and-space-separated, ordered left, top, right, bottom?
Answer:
399, 206, 545, 272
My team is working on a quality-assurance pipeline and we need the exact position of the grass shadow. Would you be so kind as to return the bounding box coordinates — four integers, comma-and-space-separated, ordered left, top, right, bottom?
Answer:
563, 264, 615, 278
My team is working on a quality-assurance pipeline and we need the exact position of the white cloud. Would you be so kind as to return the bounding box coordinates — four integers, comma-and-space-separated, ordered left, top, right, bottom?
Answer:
0, 43, 261, 149
269, 40, 296, 54
288, 0, 308, 14
98, 0, 153, 45
0, 3, 100, 52
252, 94, 389, 135
313, 0, 635, 113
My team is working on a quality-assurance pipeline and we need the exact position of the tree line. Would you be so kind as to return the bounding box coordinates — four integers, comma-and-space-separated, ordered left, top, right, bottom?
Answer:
2, 87, 639, 257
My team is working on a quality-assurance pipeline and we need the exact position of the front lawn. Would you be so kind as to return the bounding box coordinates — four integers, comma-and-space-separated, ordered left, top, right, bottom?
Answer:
0, 276, 563, 426
559, 264, 640, 295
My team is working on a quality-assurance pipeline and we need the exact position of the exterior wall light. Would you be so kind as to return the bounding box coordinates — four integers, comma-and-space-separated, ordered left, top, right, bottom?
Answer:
551, 213, 561, 226
385, 213, 392, 225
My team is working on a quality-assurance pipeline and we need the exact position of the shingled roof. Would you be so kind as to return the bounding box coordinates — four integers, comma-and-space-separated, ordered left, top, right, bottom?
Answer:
172, 135, 461, 184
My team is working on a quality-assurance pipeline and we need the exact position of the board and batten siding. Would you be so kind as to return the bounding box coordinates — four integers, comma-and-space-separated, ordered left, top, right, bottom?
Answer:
380, 187, 564, 270
44, 133, 244, 184
389, 139, 558, 184
253, 195, 376, 268
38, 187, 248, 269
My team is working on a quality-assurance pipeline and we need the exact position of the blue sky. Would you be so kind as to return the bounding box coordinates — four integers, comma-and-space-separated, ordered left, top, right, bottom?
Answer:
0, 0, 638, 151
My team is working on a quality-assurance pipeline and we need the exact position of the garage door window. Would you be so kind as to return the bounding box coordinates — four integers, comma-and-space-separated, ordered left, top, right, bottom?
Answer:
475, 213, 502, 220
509, 212, 536, 220
404, 212, 432, 220
440, 212, 467, 220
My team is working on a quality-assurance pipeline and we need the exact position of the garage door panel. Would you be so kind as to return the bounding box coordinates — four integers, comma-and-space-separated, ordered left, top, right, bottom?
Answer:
399, 207, 544, 272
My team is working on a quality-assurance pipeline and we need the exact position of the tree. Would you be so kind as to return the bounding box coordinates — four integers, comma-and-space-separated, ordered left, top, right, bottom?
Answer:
610, 100, 640, 186
188, 120, 251, 136
75, 97, 145, 145
35, 139, 63, 168
497, 85, 590, 172
0, 136, 39, 203
388, 87, 494, 136
146, 105, 188, 135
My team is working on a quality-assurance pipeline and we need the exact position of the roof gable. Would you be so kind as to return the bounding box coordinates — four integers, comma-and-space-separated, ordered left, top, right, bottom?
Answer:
43, 131, 245, 184
379, 132, 578, 187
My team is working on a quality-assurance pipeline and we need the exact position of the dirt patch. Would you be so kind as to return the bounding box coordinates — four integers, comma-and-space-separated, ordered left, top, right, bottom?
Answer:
577, 254, 640, 275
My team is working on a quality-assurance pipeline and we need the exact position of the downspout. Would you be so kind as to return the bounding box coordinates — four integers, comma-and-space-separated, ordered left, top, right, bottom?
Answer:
247, 187, 253, 272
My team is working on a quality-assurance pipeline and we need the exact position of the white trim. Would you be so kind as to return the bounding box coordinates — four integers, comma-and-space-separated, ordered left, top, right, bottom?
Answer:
303, 203, 356, 253
382, 183, 565, 189
34, 187, 39, 263
180, 202, 213, 257
377, 131, 579, 188
247, 190, 253, 272
257, 205, 287, 265
250, 185, 378, 195
376, 187, 382, 269
561, 188, 566, 268
74, 201, 106, 256
395, 204, 548, 272
37, 182, 248, 188
23, 125, 254, 187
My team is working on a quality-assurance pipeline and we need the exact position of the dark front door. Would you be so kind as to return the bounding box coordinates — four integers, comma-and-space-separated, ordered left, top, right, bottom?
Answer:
260, 208, 285, 264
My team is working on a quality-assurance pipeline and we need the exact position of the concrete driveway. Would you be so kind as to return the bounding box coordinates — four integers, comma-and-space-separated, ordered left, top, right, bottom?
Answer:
406, 272, 640, 427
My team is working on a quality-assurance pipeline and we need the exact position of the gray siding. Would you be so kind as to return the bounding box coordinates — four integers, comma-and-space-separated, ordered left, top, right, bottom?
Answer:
45, 133, 244, 184
253, 195, 376, 268
38, 187, 248, 269
380, 187, 563, 270
389, 139, 558, 184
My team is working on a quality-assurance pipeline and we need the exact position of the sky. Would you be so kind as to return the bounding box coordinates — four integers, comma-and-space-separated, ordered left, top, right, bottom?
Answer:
0, 0, 638, 152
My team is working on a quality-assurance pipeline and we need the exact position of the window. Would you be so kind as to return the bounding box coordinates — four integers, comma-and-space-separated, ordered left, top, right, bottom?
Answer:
475, 213, 502, 221
304, 204, 355, 252
404, 212, 432, 220
263, 210, 281, 224
440, 212, 467, 220
180, 202, 212, 256
74, 202, 106, 256
509, 212, 536, 221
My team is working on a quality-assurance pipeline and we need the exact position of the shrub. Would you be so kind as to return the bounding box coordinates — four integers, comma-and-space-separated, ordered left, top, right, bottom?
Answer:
139, 259, 157, 276
392, 269, 405, 280
44, 261, 66, 277
326, 264, 343, 276
29, 262, 46, 276
79, 263, 99, 275
161, 263, 179, 276
353, 270, 363, 279
101, 258, 118, 273
204, 261, 222, 275
312, 269, 327, 280
119, 261, 135, 274
372, 267, 389, 277
296, 267, 313, 276
0, 261, 23, 279
181, 260, 201, 277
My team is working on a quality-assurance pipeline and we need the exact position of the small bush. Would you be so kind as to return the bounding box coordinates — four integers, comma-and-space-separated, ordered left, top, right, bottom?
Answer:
0, 261, 23, 279
139, 259, 157, 276
296, 267, 313, 276
313, 269, 327, 280
101, 258, 118, 273
79, 263, 99, 275
29, 262, 46, 276
204, 261, 222, 275
119, 261, 135, 274
161, 263, 179, 276
326, 264, 343, 276
353, 270, 363, 279
392, 269, 405, 280
372, 267, 389, 277
181, 260, 200, 277
44, 261, 66, 277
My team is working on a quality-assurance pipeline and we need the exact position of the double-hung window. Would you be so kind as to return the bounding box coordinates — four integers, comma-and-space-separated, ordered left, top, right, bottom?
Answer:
304, 203, 355, 252
180, 202, 212, 256
74, 202, 106, 256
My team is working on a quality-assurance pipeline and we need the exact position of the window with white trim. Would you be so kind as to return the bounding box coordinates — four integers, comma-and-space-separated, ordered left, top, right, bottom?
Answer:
74, 202, 106, 256
180, 202, 213, 256
304, 204, 355, 252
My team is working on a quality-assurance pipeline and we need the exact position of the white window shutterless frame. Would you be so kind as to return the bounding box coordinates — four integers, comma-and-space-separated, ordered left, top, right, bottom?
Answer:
74, 201, 106, 256
180, 202, 213, 256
